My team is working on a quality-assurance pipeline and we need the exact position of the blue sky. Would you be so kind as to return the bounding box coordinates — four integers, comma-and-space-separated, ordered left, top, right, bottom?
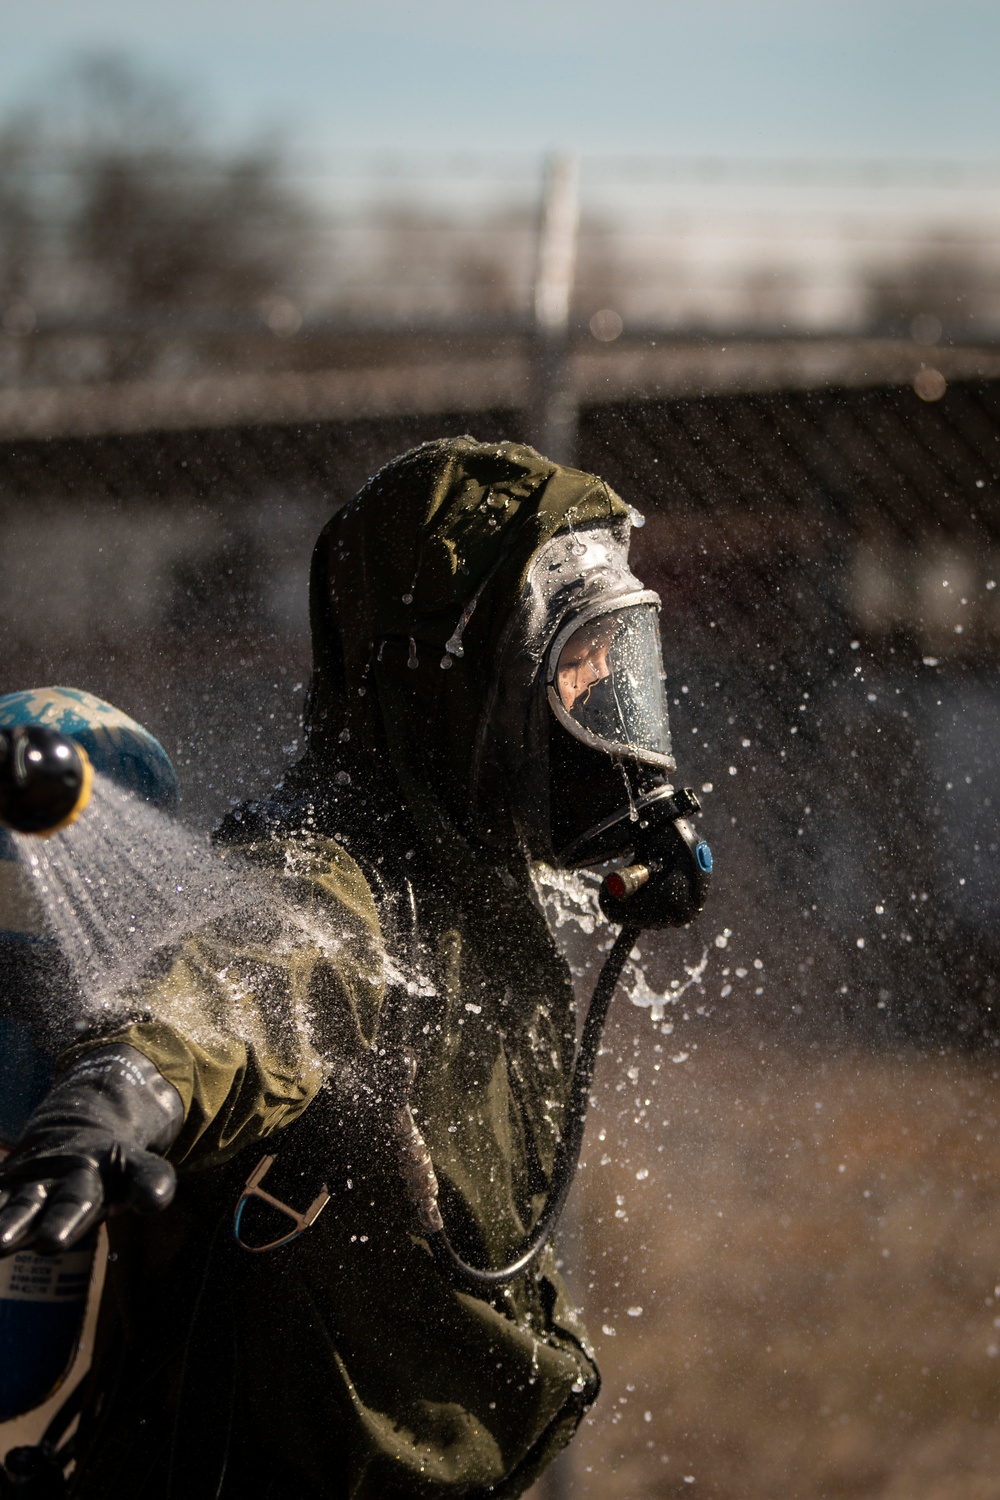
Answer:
3, 0, 1000, 159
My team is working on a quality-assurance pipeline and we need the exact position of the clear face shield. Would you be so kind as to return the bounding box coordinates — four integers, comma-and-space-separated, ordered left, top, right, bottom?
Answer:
468, 521, 677, 868
547, 600, 673, 770
544, 596, 676, 867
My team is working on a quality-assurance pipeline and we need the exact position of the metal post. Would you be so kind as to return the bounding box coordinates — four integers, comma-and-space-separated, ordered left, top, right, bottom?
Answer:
530, 153, 579, 466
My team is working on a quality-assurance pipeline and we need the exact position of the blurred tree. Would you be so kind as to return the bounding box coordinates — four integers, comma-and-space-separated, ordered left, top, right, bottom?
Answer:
863, 234, 1000, 342
358, 201, 625, 328
0, 128, 36, 309
364, 203, 521, 321
65, 58, 305, 313
0, 55, 313, 383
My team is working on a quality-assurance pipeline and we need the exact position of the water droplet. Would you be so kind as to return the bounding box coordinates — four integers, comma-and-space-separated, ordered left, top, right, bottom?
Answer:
407, 639, 419, 670
566, 521, 587, 557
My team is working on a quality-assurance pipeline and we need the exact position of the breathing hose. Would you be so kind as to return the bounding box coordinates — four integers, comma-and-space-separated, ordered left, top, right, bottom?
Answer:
423, 924, 640, 1293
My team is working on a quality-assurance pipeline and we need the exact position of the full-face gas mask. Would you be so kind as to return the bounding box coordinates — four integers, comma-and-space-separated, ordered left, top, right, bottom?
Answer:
472, 516, 711, 930
433, 514, 712, 1294
546, 595, 674, 865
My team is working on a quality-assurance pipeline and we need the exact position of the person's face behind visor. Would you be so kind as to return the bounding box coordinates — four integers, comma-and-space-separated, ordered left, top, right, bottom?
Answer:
545, 602, 675, 866
555, 621, 615, 713
548, 603, 672, 765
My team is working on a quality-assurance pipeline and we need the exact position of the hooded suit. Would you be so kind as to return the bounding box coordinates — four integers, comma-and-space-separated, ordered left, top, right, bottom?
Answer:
67, 438, 640, 1499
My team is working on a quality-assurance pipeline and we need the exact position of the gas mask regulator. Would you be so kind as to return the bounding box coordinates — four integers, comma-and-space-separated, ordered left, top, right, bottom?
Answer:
415, 550, 714, 1294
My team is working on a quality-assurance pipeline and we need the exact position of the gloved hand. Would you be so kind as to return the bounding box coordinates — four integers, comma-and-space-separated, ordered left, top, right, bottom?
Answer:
0, 1045, 184, 1256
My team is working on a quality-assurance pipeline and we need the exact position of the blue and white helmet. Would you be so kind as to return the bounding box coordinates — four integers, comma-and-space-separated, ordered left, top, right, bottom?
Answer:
0, 688, 178, 814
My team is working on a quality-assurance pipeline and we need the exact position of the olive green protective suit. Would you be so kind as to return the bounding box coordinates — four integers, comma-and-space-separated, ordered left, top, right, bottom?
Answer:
69, 438, 633, 1500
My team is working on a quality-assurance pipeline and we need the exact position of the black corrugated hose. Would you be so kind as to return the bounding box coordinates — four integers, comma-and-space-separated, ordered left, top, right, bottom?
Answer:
427, 924, 641, 1292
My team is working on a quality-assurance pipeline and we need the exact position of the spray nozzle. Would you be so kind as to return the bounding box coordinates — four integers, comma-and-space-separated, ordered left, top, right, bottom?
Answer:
599, 787, 711, 929
0, 726, 93, 836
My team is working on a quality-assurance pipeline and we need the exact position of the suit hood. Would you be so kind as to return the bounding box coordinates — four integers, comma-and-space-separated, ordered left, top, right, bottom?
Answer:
304, 436, 637, 858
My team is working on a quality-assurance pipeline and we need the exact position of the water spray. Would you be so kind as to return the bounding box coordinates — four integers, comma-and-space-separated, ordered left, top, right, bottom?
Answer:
0, 727, 93, 837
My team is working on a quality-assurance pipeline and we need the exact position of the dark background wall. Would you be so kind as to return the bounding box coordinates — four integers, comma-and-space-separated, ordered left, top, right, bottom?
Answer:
3, 382, 999, 1044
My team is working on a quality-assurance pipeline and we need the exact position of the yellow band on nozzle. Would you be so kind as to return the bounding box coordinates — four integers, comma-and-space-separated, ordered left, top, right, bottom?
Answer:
36, 745, 94, 838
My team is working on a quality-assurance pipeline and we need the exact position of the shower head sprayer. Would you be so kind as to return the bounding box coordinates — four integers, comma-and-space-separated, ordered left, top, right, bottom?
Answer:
0, 725, 93, 836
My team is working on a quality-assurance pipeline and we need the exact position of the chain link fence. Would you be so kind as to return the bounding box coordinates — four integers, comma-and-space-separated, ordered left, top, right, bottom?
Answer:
2, 376, 999, 1043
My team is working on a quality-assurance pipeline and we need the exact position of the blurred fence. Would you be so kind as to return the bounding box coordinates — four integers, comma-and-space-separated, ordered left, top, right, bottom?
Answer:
1, 374, 999, 1044
6, 146, 1000, 373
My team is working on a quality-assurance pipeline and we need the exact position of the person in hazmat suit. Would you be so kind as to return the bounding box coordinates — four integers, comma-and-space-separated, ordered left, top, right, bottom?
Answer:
0, 437, 693, 1500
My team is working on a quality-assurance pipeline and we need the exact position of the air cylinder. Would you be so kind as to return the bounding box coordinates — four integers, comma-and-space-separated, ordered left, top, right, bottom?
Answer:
0, 1181, 99, 1423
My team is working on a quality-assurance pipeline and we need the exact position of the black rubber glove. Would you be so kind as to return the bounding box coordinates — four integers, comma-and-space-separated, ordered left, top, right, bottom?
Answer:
0, 1045, 183, 1256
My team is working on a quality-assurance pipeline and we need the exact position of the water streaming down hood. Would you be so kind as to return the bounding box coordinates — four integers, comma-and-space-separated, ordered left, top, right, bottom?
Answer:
301, 436, 646, 860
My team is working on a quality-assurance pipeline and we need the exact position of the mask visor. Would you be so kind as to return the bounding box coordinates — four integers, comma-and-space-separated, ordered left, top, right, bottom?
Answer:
547, 597, 674, 770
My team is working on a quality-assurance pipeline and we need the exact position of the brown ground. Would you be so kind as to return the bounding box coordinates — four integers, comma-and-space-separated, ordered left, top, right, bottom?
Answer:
5, 1041, 1000, 1498
545, 1035, 1000, 1499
